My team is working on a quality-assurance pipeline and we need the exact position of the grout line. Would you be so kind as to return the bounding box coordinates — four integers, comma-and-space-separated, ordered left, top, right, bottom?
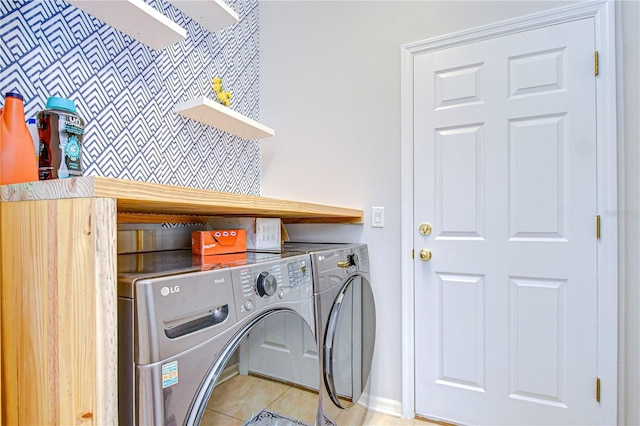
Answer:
206, 409, 245, 423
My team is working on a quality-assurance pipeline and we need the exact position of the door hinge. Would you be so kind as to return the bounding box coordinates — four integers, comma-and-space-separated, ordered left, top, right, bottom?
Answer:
412, 249, 415, 259
595, 51, 599, 76
596, 377, 601, 402
596, 215, 601, 239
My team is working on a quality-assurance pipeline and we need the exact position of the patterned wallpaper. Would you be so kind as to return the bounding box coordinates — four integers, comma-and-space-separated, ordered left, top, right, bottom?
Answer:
0, 0, 261, 195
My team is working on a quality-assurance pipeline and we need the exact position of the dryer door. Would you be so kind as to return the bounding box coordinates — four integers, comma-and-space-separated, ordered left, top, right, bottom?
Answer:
323, 274, 376, 408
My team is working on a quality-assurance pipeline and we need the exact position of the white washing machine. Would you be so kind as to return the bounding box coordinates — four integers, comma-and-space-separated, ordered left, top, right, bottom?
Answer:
117, 247, 315, 425
283, 243, 376, 425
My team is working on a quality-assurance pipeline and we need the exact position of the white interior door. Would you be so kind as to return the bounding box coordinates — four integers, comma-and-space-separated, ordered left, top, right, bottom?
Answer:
413, 17, 598, 425
240, 312, 319, 390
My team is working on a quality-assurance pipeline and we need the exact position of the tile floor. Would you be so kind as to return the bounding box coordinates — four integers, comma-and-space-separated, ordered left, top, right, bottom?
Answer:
201, 374, 439, 426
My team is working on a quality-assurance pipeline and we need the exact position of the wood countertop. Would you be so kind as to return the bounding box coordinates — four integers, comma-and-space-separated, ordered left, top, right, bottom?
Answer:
0, 176, 364, 224
0, 176, 364, 425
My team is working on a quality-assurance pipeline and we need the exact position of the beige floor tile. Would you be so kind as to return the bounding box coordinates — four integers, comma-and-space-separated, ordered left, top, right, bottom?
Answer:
335, 403, 441, 426
207, 375, 441, 426
268, 387, 319, 425
206, 374, 290, 421
334, 404, 395, 425
200, 408, 243, 426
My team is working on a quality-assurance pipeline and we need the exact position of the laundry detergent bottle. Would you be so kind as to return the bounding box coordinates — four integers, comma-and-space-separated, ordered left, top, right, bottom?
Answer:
0, 92, 39, 185
37, 96, 84, 180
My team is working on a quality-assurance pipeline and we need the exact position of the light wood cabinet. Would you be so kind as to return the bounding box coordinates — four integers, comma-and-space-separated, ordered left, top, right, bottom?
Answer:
0, 177, 362, 424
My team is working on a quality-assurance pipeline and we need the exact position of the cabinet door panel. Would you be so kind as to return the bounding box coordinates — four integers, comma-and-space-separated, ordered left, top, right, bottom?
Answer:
0, 198, 117, 425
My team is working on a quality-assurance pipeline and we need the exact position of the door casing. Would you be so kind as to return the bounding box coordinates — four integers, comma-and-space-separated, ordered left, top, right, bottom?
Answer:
400, 1, 618, 423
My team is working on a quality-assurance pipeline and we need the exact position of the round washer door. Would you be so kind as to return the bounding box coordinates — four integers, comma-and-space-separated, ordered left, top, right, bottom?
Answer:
323, 274, 376, 408
186, 309, 318, 425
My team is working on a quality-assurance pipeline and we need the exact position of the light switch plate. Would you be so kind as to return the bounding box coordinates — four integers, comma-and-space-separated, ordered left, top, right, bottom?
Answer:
371, 206, 384, 228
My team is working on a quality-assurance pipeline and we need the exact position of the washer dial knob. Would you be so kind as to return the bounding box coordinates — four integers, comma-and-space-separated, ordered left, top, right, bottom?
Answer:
256, 271, 278, 298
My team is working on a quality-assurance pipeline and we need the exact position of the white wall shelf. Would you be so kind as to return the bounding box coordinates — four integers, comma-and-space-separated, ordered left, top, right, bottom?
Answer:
175, 97, 275, 140
167, 0, 239, 33
67, 0, 187, 51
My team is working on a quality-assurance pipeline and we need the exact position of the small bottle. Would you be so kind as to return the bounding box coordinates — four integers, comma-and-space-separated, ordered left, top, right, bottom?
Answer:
0, 92, 39, 185
27, 117, 39, 166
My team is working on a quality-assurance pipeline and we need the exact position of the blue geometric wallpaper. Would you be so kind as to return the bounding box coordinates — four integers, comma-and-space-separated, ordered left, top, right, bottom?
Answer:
0, 0, 261, 195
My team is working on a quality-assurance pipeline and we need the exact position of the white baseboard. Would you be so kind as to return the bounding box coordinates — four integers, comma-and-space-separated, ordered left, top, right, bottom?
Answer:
358, 392, 404, 418
218, 362, 239, 384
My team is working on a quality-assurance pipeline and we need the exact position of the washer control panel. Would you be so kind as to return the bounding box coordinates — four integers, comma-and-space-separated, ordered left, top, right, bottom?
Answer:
288, 258, 310, 288
231, 254, 312, 320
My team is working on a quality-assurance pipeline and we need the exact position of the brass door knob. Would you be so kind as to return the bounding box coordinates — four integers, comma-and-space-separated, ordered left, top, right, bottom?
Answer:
419, 223, 432, 236
419, 249, 432, 262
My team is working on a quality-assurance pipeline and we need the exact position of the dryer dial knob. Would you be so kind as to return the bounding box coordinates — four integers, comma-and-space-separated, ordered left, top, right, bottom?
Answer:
256, 272, 277, 298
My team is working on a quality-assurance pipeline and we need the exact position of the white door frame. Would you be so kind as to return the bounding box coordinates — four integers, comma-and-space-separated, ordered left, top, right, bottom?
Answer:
400, 1, 618, 423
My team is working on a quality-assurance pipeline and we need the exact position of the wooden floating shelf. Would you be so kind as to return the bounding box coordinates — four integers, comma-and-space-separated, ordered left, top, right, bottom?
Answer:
175, 97, 275, 140
167, 0, 239, 33
67, 0, 187, 51
0, 177, 363, 224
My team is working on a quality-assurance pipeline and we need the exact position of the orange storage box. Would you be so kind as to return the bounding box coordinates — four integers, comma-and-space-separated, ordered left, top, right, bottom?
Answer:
191, 229, 246, 256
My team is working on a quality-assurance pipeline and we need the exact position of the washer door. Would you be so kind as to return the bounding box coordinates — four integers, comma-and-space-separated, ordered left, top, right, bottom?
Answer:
323, 274, 376, 408
184, 309, 318, 426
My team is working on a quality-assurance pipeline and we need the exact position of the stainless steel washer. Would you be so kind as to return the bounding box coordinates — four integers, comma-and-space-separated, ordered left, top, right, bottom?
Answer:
117, 248, 314, 425
283, 243, 376, 425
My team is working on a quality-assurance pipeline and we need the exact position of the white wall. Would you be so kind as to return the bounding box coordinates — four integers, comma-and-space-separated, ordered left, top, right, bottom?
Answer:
259, 1, 639, 423
620, 1, 640, 424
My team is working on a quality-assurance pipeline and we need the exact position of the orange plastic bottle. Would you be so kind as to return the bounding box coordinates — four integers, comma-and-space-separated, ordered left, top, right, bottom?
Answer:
0, 92, 39, 185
